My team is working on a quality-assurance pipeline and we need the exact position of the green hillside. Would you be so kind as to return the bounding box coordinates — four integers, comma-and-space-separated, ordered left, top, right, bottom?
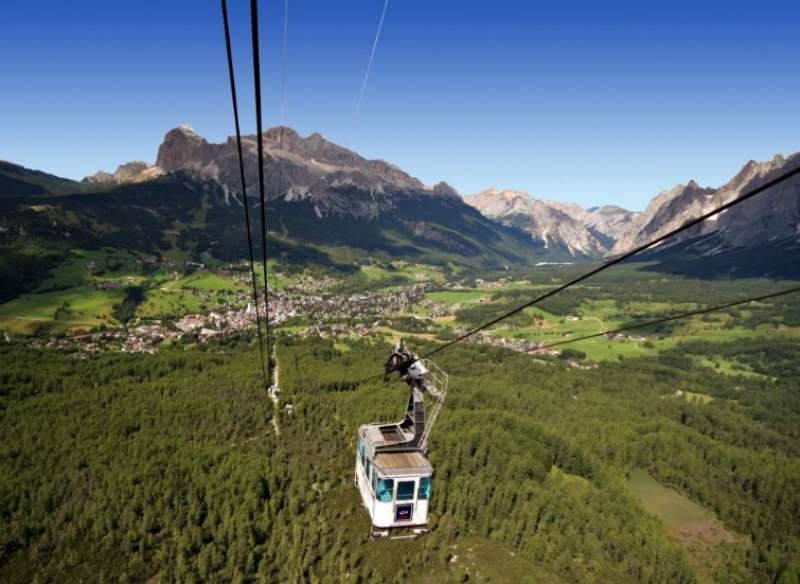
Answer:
0, 170, 558, 306
0, 161, 87, 198
1, 331, 798, 582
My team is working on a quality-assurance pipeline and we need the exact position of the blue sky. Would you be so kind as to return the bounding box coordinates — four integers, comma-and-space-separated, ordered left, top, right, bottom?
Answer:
2, 0, 798, 210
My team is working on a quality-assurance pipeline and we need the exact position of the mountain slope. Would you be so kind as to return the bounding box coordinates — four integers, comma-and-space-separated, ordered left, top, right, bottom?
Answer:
83, 161, 165, 185
613, 153, 800, 277
0, 171, 544, 265
612, 154, 800, 254
610, 180, 717, 253
0, 149, 553, 302
463, 188, 631, 258
0, 161, 87, 198
49, 125, 557, 267
546, 202, 639, 247
149, 124, 428, 216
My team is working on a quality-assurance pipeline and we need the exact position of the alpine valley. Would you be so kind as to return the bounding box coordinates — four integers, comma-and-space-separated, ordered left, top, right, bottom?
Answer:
2, 128, 800, 584
2, 125, 799, 296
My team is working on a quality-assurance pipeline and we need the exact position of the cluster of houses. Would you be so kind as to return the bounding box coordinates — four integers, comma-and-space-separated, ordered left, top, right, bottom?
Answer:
15, 265, 655, 358
120, 308, 258, 353
23, 276, 433, 354
259, 284, 427, 325
88, 278, 137, 291
469, 331, 561, 357
32, 330, 127, 354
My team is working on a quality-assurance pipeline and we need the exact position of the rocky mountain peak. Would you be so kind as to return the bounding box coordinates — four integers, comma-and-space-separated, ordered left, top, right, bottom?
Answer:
465, 188, 537, 216
84, 124, 470, 223
177, 123, 201, 138
83, 161, 164, 185
431, 181, 460, 198
610, 151, 800, 256
464, 188, 622, 258
157, 126, 213, 171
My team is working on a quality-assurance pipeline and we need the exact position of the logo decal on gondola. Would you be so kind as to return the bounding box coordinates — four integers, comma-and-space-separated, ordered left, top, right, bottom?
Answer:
395, 504, 413, 521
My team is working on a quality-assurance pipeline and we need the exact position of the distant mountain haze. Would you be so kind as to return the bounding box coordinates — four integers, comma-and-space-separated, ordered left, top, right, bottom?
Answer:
463, 189, 638, 258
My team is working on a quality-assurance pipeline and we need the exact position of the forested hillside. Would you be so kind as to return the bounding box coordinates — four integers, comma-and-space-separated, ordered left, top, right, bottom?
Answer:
2, 333, 798, 582
0, 166, 550, 306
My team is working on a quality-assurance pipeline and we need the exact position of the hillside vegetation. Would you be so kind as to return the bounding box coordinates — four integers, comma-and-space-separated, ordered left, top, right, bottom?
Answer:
1, 331, 799, 582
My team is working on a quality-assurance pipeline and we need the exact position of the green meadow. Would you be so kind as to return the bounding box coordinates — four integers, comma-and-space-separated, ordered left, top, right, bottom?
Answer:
0, 287, 123, 334
628, 469, 714, 528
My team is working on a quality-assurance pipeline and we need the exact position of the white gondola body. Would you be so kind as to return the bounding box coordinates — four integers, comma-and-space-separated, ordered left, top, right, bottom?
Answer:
355, 425, 432, 530
354, 358, 447, 535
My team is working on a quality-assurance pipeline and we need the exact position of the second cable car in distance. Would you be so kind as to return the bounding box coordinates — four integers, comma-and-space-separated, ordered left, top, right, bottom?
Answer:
354, 341, 448, 539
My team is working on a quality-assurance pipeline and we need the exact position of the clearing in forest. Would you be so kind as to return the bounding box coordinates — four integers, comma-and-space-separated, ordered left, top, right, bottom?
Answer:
627, 469, 740, 580
628, 469, 713, 528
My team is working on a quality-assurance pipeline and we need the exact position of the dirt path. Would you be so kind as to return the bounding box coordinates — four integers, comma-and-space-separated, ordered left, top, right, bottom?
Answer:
270, 350, 281, 436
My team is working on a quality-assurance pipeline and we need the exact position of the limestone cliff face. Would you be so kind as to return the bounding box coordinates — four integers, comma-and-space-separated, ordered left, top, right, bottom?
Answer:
82, 123, 799, 265
88, 124, 445, 219
84, 161, 164, 185
463, 188, 632, 258
610, 153, 800, 255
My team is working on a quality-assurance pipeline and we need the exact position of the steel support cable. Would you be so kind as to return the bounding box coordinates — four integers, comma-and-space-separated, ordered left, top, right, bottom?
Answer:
422, 163, 800, 360
347, 164, 800, 386
351, 285, 800, 387
250, 0, 273, 363
513, 284, 800, 357
220, 0, 269, 390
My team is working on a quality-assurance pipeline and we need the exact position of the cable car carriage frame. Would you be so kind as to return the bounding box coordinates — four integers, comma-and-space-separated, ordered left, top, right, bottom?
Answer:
354, 342, 448, 539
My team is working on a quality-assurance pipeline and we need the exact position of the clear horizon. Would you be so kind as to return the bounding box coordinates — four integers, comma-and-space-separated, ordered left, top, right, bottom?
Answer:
2, 0, 799, 211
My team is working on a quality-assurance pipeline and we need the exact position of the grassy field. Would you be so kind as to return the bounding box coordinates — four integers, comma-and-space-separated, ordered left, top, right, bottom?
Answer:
34, 248, 143, 291
628, 469, 714, 528
361, 261, 448, 284
137, 271, 246, 318
137, 288, 206, 318
691, 355, 763, 378
475, 287, 800, 362
156, 271, 246, 293
426, 289, 488, 304
0, 287, 123, 334
178, 272, 245, 291
683, 390, 715, 404
417, 536, 567, 584
627, 469, 740, 583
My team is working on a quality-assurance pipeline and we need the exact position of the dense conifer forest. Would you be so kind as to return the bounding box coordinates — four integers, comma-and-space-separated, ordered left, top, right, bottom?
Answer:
1, 332, 798, 582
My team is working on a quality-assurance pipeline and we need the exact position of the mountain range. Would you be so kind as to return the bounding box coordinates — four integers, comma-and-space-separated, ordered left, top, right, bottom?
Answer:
463, 189, 637, 257
1, 125, 798, 293
464, 153, 800, 276
0, 126, 549, 302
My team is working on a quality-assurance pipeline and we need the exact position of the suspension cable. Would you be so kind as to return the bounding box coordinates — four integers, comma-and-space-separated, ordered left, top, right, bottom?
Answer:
516, 284, 800, 356
423, 163, 800, 360
250, 0, 272, 361
220, 0, 269, 390
351, 284, 800, 387
347, 164, 800, 385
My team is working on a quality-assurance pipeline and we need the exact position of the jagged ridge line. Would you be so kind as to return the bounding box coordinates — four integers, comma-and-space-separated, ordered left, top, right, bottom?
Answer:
423, 163, 800, 359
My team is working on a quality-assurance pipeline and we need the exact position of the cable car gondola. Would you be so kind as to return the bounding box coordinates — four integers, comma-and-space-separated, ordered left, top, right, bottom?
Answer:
354, 341, 448, 539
